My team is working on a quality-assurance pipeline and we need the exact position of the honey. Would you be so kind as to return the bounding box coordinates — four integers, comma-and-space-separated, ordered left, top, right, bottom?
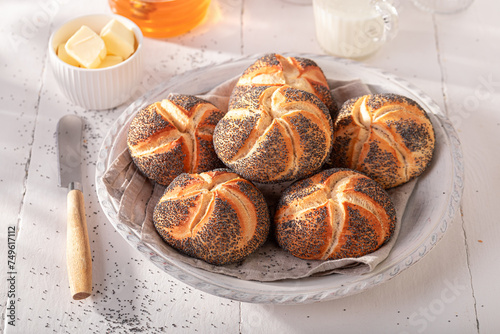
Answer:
108, 0, 211, 38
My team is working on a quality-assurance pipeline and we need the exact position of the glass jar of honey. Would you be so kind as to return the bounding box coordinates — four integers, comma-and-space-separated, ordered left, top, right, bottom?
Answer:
108, 0, 211, 38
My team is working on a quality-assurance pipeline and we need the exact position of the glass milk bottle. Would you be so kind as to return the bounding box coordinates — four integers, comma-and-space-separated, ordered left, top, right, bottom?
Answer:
313, 0, 399, 59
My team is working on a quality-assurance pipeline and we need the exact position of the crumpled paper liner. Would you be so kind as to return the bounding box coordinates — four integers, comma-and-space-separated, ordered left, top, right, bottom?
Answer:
102, 76, 417, 281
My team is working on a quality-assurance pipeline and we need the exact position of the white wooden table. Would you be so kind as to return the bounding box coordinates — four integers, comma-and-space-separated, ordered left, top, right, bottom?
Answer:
1, 0, 499, 332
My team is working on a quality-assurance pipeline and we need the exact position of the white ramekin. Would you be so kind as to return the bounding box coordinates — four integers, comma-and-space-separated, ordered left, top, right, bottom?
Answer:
48, 14, 144, 110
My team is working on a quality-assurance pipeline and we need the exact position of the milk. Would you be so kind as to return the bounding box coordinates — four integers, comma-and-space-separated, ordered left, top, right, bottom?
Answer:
313, 0, 398, 59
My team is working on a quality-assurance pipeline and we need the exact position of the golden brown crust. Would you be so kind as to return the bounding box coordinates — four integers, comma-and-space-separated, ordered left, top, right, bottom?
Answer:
127, 95, 225, 186
274, 168, 396, 260
330, 93, 435, 189
213, 85, 334, 183
153, 170, 270, 265
235, 53, 338, 118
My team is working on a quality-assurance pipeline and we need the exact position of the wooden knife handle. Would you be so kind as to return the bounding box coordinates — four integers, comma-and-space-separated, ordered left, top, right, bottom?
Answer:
66, 188, 92, 300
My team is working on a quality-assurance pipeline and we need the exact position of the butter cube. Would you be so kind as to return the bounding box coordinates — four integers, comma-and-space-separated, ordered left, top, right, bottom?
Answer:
97, 55, 124, 68
65, 25, 106, 69
100, 19, 135, 60
57, 43, 80, 67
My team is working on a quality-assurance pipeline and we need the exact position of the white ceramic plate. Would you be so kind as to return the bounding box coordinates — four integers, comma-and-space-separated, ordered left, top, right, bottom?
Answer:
95, 54, 464, 304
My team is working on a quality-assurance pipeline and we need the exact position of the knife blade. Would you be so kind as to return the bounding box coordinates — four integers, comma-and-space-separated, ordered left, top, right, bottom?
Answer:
57, 115, 92, 300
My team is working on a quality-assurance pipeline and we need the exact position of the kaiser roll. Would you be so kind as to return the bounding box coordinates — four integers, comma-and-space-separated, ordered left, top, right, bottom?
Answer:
153, 169, 270, 265
330, 94, 435, 189
127, 94, 225, 186
235, 53, 337, 116
213, 85, 334, 184
274, 168, 396, 260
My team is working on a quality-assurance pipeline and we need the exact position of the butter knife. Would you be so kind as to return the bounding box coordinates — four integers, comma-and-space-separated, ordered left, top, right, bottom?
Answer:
57, 115, 92, 300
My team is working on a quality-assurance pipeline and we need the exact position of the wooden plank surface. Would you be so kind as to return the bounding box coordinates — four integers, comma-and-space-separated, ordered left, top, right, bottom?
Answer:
434, 1, 500, 333
1, 0, 498, 332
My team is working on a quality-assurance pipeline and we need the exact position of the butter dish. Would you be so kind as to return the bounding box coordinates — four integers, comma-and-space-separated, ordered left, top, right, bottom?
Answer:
48, 14, 143, 110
